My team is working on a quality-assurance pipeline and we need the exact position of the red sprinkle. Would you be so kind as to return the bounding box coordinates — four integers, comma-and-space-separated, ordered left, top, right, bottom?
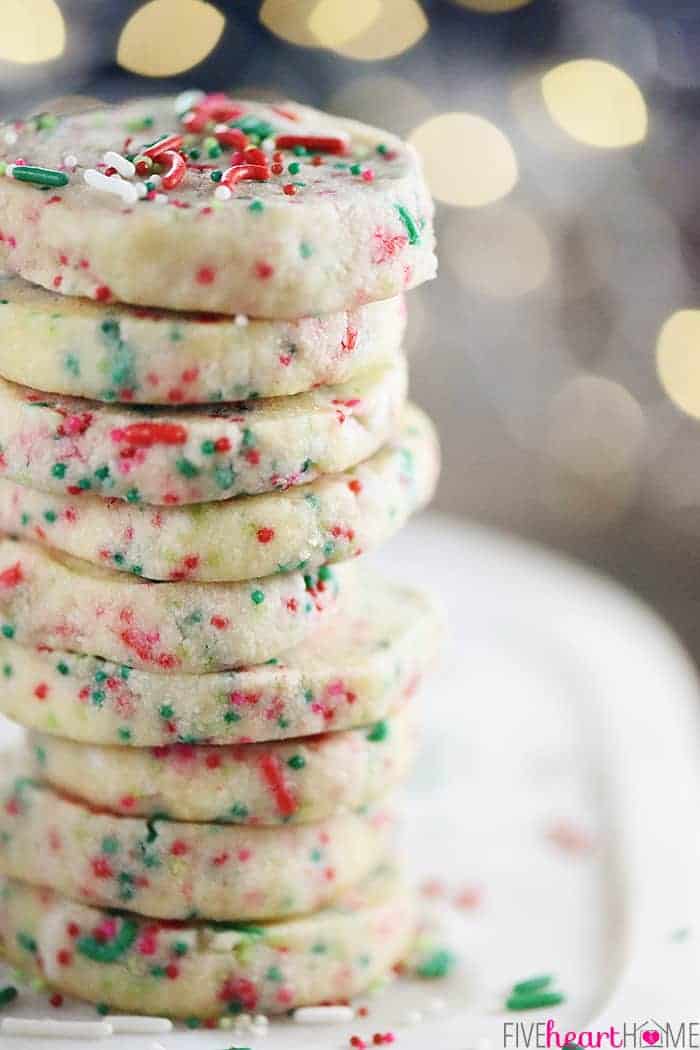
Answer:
159, 149, 187, 190
49, 993, 64, 1008
115, 421, 187, 447
143, 134, 184, 160
258, 754, 297, 817
0, 561, 23, 589
275, 134, 348, 155
94, 285, 111, 302
196, 266, 216, 285
221, 163, 270, 188
256, 527, 275, 544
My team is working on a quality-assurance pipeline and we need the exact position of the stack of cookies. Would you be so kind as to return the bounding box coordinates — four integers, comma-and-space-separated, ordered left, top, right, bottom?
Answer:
0, 93, 439, 1022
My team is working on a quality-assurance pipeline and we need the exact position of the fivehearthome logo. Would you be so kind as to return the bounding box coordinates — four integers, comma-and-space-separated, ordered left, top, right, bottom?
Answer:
503, 1019, 700, 1048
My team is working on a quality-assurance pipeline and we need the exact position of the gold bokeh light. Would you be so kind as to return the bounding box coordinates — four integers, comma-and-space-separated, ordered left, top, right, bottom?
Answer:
259, 0, 322, 48
453, 0, 534, 11
410, 113, 518, 207
0, 0, 65, 64
309, 0, 428, 61
657, 311, 700, 420
117, 0, 225, 77
541, 59, 647, 149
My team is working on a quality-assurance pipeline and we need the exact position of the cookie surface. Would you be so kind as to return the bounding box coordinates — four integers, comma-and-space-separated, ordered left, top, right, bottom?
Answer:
28, 707, 415, 825
0, 771, 394, 921
0, 96, 435, 317
0, 359, 405, 505
0, 577, 438, 745
0, 404, 437, 581
0, 271, 405, 403
0, 865, 414, 1017
0, 536, 342, 671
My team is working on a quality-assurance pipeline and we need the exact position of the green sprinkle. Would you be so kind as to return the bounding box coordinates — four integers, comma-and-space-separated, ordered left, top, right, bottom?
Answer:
17, 931, 37, 954
317, 565, 332, 582
201, 439, 216, 455
188, 148, 201, 160
2, 663, 12, 678
287, 755, 306, 770
395, 204, 420, 245
299, 241, 313, 258
159, 704, 174, 719
43, 510, 57, 524
96, 1002, 110, 1015
1, 625, 15, 639
210, 169, 223, 182
0, 985, 17, 1007
248, 198, 264, 212
288, 161, 301, 175
176, 457, 199, 478
512, 975, 553, 996
377, 143, 389, 155
57, 661, 69, 675
250, 589, 265, 605
101, 836, 119, 854
51, 462, 67, 479
350, 163, 362, 175
416, 948, 456, 979
94, 464, 110, 481
125, 488, 140, 503
118, 727, 132, 742
77, 478, 91, 490
35, 112, 58, 131
12, 165, 68, 188
367, 720, 389, 742
506, 991, 565, 1011
185, 1017, 201, 1029
173, 940, 189, 956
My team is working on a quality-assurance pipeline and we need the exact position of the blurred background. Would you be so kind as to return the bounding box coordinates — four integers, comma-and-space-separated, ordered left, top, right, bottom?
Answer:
3, 0, 700, 657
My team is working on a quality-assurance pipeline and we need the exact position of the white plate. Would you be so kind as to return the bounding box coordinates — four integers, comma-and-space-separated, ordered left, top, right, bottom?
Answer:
1, 510, 699, 1048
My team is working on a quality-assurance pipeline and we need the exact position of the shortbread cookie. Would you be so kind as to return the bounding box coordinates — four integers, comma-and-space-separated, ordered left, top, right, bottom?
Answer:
0, 96, 435, 318
0, 271, 405, 403
0, 404, 437, 581
0, 772, 394, 921
0, 864, 414, 1017
0, 536, 341, 671
28, 707, 415, 825
0, 577, 437, 745
0, 359, 406, 505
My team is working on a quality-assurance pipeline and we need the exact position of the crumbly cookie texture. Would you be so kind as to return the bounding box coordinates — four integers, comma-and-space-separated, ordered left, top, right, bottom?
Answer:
0, 357, 406, 505
28, 707, 415, 825
0, 271, 405, 404
0, 769, 395, 921
0, 865, 414, 1017
0, 576, 439, 745
0, 535, 345, 671
0, 404, 438, 581
0, 96, 436, 317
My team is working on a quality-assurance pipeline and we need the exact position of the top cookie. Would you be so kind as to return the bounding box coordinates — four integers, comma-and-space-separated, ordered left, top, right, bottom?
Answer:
0, 94, 436, 318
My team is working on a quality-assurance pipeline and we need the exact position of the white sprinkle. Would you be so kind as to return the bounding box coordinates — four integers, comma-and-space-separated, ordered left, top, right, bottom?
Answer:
151, 1043, 167, 1050
135, 182, 148, 199
4, 164, 14, 177
405, 1010, 423, 1025
105, 1015, 172, 1034
175, 89, 205, 114
63, 154, 77, 171
234, 313, 249, 327
292, 1006, 355, 1024
261, 137, 275, 154
3, 130, 18, 146
1, 1017, 114, 1038
253, 1013, 269, 1026
428, 996, 447, 1013
148, 173, 162, 187
218, 1016, 234, 1029
103, 150, 135, 179
83, 168, 138, 205
214, 184, 232, 201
